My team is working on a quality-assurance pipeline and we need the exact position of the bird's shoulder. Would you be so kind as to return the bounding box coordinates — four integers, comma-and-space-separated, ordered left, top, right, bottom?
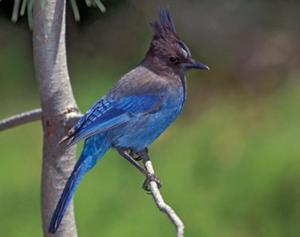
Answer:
108, 65, 171, 99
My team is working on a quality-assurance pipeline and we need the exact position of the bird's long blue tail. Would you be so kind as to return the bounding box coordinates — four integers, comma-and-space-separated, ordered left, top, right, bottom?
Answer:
48, 134, 110, 234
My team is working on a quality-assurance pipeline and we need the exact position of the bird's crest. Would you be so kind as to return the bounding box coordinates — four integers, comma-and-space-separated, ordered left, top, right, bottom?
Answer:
146, 9, 181, 58
151, 8, 177, 39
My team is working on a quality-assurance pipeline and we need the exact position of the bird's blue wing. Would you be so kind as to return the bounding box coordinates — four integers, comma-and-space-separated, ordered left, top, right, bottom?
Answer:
113, 95, 162, 114
64, 94, 162, 147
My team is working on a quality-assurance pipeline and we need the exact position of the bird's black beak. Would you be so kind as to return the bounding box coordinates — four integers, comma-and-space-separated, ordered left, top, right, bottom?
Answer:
184, 58, 210, 70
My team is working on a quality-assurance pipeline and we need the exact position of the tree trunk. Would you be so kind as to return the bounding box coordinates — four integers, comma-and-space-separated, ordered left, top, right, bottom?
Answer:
33, 1, 78, 236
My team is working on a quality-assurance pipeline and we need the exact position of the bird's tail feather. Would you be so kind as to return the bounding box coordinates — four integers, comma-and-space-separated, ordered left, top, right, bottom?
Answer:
48, 134, 110, 234
48, 159, 84, 234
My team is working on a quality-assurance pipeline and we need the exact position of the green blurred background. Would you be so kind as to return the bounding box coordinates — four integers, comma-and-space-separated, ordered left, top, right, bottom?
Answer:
1, 0, 300, 236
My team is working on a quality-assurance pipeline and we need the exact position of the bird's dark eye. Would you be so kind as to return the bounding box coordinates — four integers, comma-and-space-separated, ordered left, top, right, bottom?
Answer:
169, 57, 179, 64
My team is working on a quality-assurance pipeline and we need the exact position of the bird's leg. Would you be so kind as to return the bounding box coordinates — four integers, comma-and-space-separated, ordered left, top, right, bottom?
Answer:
137, 149, 162, 191
117, 148, 161, 191
129, 150, 142, 161
131, 147, 148, 161
117, 148, 147, 175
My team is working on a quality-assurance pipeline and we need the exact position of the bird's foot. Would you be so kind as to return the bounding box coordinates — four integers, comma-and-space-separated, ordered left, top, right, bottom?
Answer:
143, 172, 162, 191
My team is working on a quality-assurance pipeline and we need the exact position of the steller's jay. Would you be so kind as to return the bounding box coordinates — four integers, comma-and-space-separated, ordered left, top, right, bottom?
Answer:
49, 9, 209, 233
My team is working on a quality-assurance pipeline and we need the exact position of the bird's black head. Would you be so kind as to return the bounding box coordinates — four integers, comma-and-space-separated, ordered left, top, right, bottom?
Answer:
143, 9, 209, 76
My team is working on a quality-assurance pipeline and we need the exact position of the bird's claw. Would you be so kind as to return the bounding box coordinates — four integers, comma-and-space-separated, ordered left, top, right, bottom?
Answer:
143, 173, 162, 191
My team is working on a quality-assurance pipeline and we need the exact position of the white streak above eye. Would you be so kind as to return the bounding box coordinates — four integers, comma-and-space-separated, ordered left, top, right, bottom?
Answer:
178, 41, 191, 59
181, 48, 189, 59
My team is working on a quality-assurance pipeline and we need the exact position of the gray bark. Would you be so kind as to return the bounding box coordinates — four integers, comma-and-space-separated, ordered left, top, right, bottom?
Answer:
33, 1, 79, 236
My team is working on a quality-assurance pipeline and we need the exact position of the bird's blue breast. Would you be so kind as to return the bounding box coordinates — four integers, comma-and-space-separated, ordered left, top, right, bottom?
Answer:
108, 73, 186, 151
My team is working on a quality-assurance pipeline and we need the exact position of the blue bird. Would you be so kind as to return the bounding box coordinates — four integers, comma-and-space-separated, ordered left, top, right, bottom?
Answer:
49, 9, 209, 234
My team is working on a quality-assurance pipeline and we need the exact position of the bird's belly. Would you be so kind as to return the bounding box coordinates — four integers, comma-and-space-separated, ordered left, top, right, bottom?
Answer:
108, 106, 182, 151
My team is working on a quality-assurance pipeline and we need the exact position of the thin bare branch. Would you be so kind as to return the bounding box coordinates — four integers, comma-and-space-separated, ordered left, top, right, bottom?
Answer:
0, 108, 42, 132
142, 157, 185, 237
0, 108, 82, 133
